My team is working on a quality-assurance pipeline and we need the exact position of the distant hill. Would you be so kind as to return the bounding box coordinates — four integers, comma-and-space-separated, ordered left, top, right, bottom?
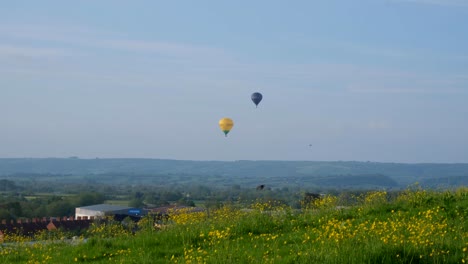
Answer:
0, 158, 467, 189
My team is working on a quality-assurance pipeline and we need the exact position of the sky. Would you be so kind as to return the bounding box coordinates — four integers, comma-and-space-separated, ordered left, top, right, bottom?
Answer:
1, 0, 467, 163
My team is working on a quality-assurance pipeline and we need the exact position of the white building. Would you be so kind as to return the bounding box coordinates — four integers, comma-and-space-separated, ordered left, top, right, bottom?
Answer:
75, 204, 143, 219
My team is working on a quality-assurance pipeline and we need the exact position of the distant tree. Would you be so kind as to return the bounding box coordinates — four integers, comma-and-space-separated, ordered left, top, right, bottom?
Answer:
177, 198, 195, 207
133, 191, 144, 200
0, 208, 12, 221
159, 190, 182, 202
0, 179, 20, 191
46, 195, 64, 204
74, 192, 106, 206
187, 185, 211, 199
32, 205, 48, 218
47, 200, 73, 217
143, 192, 159, 205
128, 198, 145, 208
0, 201, 22, 218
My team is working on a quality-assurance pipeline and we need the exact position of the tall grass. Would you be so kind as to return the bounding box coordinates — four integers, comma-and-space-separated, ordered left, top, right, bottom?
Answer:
0, 187, 467, 263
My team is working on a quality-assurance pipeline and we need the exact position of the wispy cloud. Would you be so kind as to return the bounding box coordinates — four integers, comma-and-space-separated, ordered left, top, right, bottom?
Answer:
0, 24, 235, 88
0, 44, 69, 58
389, 0, 468, 7
1, 24, 466, 96
0, 24, 227, 60
99, 39, 226, 58
347, 85, 468, 94
343, 64, 468, 95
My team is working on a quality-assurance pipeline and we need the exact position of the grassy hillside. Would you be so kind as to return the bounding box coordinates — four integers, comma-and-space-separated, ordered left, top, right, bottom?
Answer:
0, 187, 467, 263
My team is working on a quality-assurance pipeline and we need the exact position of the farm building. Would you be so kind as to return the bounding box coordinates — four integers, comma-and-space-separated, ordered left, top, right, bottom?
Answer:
75, 204, 146, 219
0, 217, 93, 242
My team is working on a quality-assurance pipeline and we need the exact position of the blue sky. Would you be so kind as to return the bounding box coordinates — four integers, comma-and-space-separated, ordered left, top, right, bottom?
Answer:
1, 0, 467, 162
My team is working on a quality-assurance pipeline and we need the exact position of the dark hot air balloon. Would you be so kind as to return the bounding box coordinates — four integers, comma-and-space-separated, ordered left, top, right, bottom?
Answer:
251, 92, 263, 108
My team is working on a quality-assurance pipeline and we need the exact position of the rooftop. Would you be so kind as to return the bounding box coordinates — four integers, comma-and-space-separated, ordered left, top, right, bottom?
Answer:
76, 204, 132, 212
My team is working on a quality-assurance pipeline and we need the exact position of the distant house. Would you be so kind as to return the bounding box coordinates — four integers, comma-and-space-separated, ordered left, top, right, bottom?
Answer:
47, 217, 92, 232
0, 217, 92, 242
0, 218, 49, 241
75, 204, 146, 219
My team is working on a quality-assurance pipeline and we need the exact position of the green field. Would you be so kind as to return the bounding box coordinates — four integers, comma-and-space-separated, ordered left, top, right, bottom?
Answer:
1, 187, 467, 263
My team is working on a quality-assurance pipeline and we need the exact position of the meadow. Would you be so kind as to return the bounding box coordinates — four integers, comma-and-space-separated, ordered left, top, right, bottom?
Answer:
1, 186, 467, 263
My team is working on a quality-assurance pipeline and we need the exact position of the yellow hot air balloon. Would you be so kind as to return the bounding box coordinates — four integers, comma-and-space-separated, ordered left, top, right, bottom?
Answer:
219, 117, 234, 137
